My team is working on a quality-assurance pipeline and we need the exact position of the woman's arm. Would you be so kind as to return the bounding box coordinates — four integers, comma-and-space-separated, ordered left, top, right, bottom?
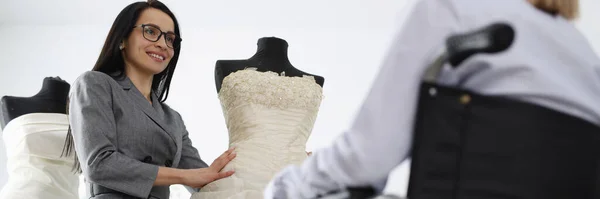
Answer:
265, 0, 461, 198
154, 167, 187, 186
175, 148, 236, 188
154, 149, 235, 188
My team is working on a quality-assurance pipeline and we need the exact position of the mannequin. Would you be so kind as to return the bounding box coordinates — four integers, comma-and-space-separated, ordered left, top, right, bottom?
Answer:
214, 37, 325, 93
194, 37, 325, 199
0, 77, 70, 129
0, 76, 79, 199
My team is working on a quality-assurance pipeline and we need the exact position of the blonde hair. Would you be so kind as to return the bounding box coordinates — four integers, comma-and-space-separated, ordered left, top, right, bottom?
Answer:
528, 0, 579, 20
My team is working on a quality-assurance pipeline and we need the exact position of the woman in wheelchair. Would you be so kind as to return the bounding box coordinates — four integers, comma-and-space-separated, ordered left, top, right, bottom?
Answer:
265, 0, 600, 198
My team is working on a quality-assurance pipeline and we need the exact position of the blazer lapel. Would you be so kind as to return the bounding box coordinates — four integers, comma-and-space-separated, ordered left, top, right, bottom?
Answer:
113, 74, 177, 146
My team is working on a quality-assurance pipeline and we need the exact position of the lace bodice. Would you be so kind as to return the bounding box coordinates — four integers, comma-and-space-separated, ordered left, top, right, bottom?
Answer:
192, 68, 323, 198
218, 68, 323, 111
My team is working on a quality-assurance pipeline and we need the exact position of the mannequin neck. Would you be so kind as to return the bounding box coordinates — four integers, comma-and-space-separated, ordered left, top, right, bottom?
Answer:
250, 37, 292, 66
33, 77, 70, 102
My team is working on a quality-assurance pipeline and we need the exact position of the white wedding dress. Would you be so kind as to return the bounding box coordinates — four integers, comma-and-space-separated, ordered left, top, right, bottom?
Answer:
0, 113, 79, 199
191, 68, 323, 199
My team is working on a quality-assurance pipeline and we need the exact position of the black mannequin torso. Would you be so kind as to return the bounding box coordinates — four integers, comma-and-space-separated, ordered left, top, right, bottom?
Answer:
0, 77, 70, 130
214, 37, 325, 93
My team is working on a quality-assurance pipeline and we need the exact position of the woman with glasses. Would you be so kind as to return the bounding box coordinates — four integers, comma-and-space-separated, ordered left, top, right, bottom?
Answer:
62, 1, 236, 198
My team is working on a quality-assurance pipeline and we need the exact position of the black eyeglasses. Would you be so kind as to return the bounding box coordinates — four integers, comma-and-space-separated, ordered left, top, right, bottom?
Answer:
133, 24, 181, 49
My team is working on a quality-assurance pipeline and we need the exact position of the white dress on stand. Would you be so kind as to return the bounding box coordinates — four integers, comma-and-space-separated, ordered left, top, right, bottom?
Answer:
191, 68, 323, 199
0, 113, 79, 199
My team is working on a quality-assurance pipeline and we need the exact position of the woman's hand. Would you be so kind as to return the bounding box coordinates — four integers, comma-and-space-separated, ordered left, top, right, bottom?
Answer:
209, 147, 236, 172
182, 148, 236, 188
306, 151, 312, 156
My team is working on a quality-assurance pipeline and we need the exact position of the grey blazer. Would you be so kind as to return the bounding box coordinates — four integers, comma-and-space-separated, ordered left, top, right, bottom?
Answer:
69, 71, 208, 199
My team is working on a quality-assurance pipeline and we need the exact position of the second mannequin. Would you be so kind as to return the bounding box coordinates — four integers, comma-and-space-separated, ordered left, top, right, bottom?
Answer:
191, 37, 325, 199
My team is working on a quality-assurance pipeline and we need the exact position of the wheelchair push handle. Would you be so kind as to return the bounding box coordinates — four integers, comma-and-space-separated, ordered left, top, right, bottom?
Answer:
424, 22, 515, 82
447, 22, 515, 67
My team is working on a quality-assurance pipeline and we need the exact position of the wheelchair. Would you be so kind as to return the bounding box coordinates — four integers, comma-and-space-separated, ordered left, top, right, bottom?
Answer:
321, 21, 600, 199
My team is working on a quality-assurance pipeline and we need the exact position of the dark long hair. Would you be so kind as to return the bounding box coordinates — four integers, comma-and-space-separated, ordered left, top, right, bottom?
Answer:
61, 0, 182, 173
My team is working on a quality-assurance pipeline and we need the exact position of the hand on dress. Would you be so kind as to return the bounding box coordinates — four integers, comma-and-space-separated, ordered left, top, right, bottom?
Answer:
183, 148, 236, 188
306, 151, 312, 156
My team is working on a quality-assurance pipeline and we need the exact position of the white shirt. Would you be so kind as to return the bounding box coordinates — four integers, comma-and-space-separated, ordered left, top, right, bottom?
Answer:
264, 0, 600, 198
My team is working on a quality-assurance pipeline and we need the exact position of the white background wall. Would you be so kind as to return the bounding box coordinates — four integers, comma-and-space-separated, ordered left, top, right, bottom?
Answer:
0, 0, 598, 198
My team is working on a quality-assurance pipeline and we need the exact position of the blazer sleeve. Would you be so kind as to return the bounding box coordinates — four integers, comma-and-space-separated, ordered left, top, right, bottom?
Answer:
69, 71, 159, 198
175, 113, 209, 193
176, 113, 209, 170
